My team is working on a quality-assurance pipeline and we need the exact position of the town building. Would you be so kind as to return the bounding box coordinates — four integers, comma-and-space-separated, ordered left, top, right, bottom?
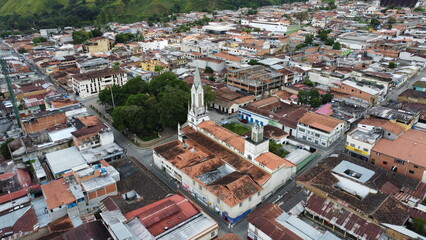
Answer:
227, 65, 285, 97
370, 129, 426, 182
153, 69, 296, 223
41, 160, 119, 221
212, 87, 256, 114
331, 80, 381, 106
298, 153, 426, 240
83, 37, 111, 53
296, 112, 346, 147
123, 194, 218, 239
241, 19, 288, 34
72, 68, 128, 98
247, 203, 340, 240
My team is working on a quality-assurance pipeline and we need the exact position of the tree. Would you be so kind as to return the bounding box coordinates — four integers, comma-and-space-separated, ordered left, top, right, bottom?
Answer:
248, 59, 260, 65
115, 33, 135, 43
208, 76, 216, 82
304, 34, 314, 45
253, 27, 261, 32
325, 38, 334, 46
112, 105, 146, 134
412, 218, 426, 235
304, 79, 315, 87
91, 28, 102, 37
269, 141, 289, 158
295, 43, 307, 50
294, 11, 309, 24
317, 30, 329, 42
333, 42, 341, 50
388, 62, 397, 69
204, 66, 214, 74
328, 1, 337, 10
388, 17, 396, 24
203, 85, 216, 106
370, 18, 380, 28
0, 138, 14, 160
17, 47, 27, 54
322, 92, 334, 103
157, 86, 189, 128
72, 30, 92, 44
122, 76, 148, 94
32, 36, 47, 44
149, 71, 188, 95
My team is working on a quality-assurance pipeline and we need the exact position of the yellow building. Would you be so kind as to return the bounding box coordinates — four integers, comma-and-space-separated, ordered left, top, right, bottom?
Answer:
84, 37, 111, 53
141, 59, 169, 72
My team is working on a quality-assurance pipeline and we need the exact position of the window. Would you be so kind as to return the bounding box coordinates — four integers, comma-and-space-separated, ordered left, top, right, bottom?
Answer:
409, 170, 415, 174
394, 159, 404, 165
299, 128, 305, 132
376, 152, 381, 156
239, 202, 243, 207
371, 159, 375, 164
217, 198, 220, 204
249, 196, 252, 202
350, 143, 355, 147
383, 161, 388, 165
198, 184, 202, 190
211, 232, 215, 237
363, 148, 368, 152
414, 165, 419, 169
315, 133, 320, 137
258, 192, 261, 196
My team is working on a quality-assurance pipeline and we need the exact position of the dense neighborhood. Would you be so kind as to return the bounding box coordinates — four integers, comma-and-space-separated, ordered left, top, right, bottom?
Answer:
0, 0, 426, 239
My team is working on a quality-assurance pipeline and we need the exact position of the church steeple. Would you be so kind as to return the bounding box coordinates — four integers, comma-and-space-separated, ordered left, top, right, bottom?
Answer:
187, 68, 210, 127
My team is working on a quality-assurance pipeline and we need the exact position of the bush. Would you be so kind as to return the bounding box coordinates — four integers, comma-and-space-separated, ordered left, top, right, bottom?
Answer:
223, 122, 250, 135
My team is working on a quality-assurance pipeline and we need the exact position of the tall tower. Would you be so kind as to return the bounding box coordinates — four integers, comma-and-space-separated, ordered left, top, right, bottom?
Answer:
244, 124, 269, 160
187, 68, 210, 127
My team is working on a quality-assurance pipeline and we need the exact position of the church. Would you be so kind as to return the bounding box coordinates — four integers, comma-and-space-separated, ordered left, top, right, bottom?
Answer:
152, 68, 296, 224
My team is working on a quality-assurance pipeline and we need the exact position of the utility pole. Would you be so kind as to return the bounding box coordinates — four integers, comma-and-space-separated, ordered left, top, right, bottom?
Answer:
0, 58, 21, 128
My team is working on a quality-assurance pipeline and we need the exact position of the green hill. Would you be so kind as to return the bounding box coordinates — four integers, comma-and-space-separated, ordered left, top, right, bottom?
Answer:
0, 0, 295, 31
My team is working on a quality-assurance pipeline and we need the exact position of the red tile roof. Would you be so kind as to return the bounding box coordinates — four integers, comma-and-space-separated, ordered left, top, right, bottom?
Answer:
124, 194, 199, 236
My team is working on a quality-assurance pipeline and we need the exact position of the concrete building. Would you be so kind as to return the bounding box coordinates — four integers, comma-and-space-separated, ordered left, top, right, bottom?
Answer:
296, 112, 346, 148
153, 68, 295, 223
227, 65, 285, 97
122, 194, 218, 240
331, 80, 381, 106
77, 58, 109, 73
83, 37, 111, 53
371, 129, 426, 182
298, 153, 426, 240
247, 203, 340, 240
72, 68, 128, 98
336, 32, 383, 50
41, 160, 119, 221
241, 19, 288, 34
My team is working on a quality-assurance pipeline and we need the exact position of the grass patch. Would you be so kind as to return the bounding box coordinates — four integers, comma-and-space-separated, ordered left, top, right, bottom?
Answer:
223, 122, 250, 136
138, 133, 158, 141
286, 25, 302, 35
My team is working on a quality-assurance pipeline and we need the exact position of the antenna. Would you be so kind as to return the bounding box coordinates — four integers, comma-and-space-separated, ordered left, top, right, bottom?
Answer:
0, 58, 21, 128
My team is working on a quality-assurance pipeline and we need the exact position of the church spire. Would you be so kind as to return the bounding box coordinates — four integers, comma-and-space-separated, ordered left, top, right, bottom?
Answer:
193, 67, 202, 90
187, 67, 210, 127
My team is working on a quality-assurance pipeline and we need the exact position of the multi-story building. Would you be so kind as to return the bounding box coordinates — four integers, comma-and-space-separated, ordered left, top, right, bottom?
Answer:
298, 153, 426, 240
153, 69, 296, 224
41, 160, 119, 221
331, 80, 382, 105
227, 65, 285, 97
140, 59, 170, 72
296, 112, 346, 147
370, 129, 426, 182
241, 19, 288, 34
72, 68, 128, 98
83, 37, 111, 53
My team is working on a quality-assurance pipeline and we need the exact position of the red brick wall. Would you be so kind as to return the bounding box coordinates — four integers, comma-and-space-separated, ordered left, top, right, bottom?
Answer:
370, 150, 424, 181
22, 112, 67, 134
